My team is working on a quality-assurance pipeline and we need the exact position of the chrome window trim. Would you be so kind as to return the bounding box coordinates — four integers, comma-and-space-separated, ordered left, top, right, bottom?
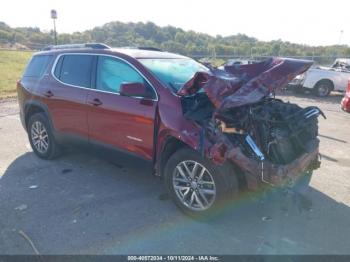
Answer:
50, 53, 159, 101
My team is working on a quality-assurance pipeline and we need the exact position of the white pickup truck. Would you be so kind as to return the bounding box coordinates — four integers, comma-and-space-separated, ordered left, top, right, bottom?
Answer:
290, 58, 350, 97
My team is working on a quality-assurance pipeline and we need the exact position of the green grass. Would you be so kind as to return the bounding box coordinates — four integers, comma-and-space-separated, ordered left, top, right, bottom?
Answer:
0, 50, 33, 98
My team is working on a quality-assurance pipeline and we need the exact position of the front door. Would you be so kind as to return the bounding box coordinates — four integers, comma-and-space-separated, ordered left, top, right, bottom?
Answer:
87, 55, 157, 160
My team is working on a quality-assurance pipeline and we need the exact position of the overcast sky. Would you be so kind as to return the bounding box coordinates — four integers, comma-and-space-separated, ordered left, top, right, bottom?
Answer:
0, 0, 348, 46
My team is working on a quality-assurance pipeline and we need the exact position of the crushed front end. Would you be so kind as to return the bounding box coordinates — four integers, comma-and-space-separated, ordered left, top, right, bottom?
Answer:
179, 58, 325, 189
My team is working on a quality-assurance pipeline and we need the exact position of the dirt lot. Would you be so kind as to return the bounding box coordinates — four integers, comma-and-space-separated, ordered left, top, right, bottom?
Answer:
0, 92, 349, 254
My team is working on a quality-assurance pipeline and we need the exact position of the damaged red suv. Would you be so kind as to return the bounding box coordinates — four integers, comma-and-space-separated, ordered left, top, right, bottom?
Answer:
17, 43, 323, 216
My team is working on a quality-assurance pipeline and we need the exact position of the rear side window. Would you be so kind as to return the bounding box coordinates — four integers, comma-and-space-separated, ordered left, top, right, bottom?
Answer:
23, 55, 53, 78
54, 54, 93, 88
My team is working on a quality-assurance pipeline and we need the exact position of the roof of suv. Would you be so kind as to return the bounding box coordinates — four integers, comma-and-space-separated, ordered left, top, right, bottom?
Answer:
111, 48, 187, 59
37, 46, 187, 60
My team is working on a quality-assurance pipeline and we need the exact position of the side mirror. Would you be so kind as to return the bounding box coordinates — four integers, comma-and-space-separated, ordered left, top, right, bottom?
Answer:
120, 82, 147, 97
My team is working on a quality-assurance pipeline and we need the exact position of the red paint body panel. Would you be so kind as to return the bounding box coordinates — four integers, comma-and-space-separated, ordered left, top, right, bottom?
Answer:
341, 95, 350, 112
44, 78, 90, 138
178, 58, 313, 109
87, 90, 156, 160
341, 80, 350, 112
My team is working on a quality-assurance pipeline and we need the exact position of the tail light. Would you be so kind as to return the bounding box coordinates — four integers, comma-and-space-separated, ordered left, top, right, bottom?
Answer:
347, 79, 350, 94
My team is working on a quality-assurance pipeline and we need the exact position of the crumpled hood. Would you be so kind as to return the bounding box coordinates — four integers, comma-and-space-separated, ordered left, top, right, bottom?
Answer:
177, 57, 313, 109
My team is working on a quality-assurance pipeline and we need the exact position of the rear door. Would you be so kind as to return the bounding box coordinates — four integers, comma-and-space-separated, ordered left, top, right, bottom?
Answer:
49, 54, 94, 139
87, 55, 157, 160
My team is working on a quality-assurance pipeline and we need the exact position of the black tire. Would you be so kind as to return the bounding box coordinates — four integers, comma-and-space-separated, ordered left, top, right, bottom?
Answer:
164, 148, 239, 218
313, 80, 333, 97
27, 113, 61, 159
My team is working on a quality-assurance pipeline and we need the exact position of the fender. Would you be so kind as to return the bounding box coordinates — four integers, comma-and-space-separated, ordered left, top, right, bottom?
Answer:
24, 99, 54, 131
154, 127, 201, 176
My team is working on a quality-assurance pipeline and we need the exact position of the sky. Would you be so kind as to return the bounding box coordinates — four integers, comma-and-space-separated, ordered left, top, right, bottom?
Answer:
0, 0, 348, 46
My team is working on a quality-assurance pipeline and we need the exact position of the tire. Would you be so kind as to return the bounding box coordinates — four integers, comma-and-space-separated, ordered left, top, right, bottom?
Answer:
164, 148, 239, 218
27, 113, 61, 159
313, 80, 333, 97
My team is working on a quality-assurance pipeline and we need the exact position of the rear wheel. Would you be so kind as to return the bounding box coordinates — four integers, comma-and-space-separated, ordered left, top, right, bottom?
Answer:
313, 80, 333, 97
164, 148, 238, 218
27, 113, 61, 159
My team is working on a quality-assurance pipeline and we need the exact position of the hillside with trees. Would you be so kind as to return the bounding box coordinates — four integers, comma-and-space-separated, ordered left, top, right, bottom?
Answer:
1, 21, 349, 62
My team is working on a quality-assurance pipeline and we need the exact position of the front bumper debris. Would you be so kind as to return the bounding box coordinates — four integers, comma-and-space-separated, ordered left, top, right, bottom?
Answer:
261, 145, 320, 186
227, 140, 320, 190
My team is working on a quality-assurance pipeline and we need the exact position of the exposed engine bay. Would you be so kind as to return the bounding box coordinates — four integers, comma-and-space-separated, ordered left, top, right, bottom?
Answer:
179, 58, 325, 187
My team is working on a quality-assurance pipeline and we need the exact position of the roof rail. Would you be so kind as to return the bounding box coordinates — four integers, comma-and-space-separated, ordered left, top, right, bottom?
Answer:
42, 43, 111, 51
137, 47, 163, 51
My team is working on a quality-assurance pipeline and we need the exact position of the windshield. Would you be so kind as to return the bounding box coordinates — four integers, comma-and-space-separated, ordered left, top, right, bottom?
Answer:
138, 58, 209, 92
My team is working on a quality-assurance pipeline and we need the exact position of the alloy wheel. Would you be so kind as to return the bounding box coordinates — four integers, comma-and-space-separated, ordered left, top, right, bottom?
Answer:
31, 121, 49, 154
172, 160, 216, 211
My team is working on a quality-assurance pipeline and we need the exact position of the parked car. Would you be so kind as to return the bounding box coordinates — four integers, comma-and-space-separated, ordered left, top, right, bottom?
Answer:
290, 58, 350, 97
17, 43, 323, 217
217, 59, 259, 70
341, 80, 350, 112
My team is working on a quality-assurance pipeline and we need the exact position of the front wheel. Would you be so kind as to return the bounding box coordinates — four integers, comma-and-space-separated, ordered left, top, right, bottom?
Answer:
313, 80, 333, 97
164, 148, 238, 218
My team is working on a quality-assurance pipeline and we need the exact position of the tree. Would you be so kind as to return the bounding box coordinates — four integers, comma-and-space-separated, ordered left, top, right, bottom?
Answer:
0, 20, 349, 62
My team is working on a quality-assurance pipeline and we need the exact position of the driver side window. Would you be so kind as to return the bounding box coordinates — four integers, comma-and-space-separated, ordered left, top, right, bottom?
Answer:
96, 56, 154, 98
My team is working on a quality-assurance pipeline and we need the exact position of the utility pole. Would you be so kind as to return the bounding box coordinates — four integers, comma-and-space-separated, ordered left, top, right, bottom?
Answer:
51, 9, 58, 45
338, 30, 344, 45
337, 30, 344, 58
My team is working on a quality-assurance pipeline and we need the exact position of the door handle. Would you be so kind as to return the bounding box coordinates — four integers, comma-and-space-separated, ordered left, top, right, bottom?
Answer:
88, 98, 103, 106
43, 90, 54, 98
